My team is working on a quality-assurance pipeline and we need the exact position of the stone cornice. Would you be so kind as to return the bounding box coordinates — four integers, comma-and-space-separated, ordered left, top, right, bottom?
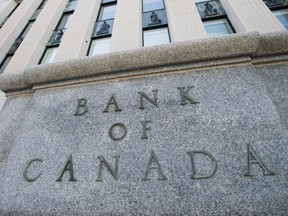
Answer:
0, 31, 288, 94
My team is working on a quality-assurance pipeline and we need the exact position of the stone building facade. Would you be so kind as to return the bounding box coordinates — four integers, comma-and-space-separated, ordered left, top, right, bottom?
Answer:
0, 0, 288, 215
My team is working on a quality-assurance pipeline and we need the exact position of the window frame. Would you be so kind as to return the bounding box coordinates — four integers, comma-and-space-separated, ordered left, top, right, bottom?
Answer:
88, 37, 112, 56
203, 16, 235, 37
55, 12, 74, 31
142, 0, 170, 47
39, 46, 59, 65
97, 4, 117, 21
266, 2, 288, 29
142, 0, 165, 13
87, 0, 117, 56
273, 8, 288, 29
142, 26, 171, 47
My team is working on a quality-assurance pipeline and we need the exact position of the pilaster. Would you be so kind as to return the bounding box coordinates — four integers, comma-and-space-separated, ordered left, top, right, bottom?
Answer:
220, 0, 284, 33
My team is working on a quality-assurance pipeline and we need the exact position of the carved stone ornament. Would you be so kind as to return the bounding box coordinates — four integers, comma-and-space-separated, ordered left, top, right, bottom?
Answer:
204, 2, 219, 17
97, 21, 110, 35
148, 11, 162, 26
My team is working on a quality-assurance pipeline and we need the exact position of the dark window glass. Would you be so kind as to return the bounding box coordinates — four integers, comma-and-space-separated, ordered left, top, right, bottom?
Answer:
102, 0, 117, 3
38, 0, 48, 9
19, 21, 34, 38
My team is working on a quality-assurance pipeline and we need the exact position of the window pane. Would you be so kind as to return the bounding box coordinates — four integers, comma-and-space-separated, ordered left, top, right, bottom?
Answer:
143, 0, 164, 12
39, 0, 48, 9
0, 56, 13, 74
58, 14, 72, 29
102, 0, 117, 3
89, 38, 111, 56
273, 9, 288, 29
41, 47, 58, 64
204, 19, 233, 37
143, 27, 170, 47
98, 5, 116, 21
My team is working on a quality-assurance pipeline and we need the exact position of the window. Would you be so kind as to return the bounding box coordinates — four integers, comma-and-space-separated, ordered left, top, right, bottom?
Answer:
40, 1, 77, 64
204, 18, 234, 37
88, 0, 117, 56
143, 0, 164, 12
98, 5, 116, 20
38, 0, 48, 9
142, 0, 170, 47
0, 56, 13, 74
102, 0, 117, 3
195, 0, 235, 37
58, 13, 73, 30
40, 47, 58, 64
89, 38, 111, 56
273, 9, 288, 29
143, 27, 170, 47
263, 0, 288, 29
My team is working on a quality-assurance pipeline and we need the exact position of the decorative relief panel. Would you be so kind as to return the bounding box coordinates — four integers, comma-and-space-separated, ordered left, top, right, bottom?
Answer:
263, 0, 288, 8
196, 0, 226, 20
48, 29, 67, 45
92, 19, 114, 37
142, 9, 168, 29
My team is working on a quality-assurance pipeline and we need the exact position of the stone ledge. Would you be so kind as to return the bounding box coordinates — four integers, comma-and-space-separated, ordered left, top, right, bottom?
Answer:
0, 31, 287, 93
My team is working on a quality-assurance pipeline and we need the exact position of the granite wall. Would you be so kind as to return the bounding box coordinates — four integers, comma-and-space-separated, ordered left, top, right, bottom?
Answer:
0, 32, 287, 215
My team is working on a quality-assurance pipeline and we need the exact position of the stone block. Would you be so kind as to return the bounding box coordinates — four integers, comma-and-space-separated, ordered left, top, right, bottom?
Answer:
0, 65, 287, 215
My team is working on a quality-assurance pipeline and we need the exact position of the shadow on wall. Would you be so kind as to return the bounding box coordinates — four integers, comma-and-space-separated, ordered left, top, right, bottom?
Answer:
0, 91, 6, 111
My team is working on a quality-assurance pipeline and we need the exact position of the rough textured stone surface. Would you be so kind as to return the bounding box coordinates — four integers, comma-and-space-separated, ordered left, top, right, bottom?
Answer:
1, 31, 288, 94
254, 31, 288, 57
0, 64, 287, 215
0, 95, 32, 210
256, 64, 288, 130
0, 31, 261, 92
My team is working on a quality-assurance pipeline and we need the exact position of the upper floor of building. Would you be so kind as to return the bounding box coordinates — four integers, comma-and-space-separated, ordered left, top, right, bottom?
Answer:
0, 0, 287, 75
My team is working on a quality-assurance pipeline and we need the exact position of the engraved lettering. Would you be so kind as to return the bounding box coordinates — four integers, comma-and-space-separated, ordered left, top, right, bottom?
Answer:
109, 123, 127, 141
187, 150, 217, 179
96, 155, 120, 182
103, 94, 122, 113
244, 144, 275, 176
177, 86, 199, 105
74, 98, 88, 116
23, 158, 43, 182
141, 120, 153, 139
142, 150, 167, 181
56, 154, 77, 182
138, 90, 158, 109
